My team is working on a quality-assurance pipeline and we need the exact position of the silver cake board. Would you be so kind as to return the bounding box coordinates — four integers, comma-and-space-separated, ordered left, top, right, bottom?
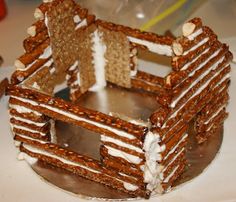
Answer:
28, 86, 223, 200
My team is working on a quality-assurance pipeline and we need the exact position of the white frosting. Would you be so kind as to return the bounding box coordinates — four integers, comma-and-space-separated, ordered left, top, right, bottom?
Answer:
42, 104, 136, 139
161, 147, 185, 177
129, 119, 148, 127
204, 105, 226, 125
183, 37, 209, 56
206, 122, 215, 132
69, 60, 79, 71
70, 73, 80, 87
73, 14, 88, 30
18, 46, 52, 72
17, 152, 25, 160
75, 19, 88, 30
34, 8, 44, 20
130, 69, 138, 77
181, 47, 210, 70
32, 82, 40, 90
119, 172, 130, 177
188, 48, 221, 78
130, 54, 138, 77
105, 146, 142, 164
216, 74, 230, 88
44, 13, 50, 37
43, 0, 53, 3
67, 72, 80, 87
171, 53, 225, 108
163, 133, 188, 161
9, 103, 42, 116
66, 74, 71, 80
127, 36, 172, 56
50, 67, 56, 74
27, 26, 36, 37
163, 165, 179, 183
67, 61, 80, 87
166, 66, 226, 128
101, 135, 143, 153
76, 72, 81, 86
116, 173, 139, 191
14, 141, 21, 147
73, 15, 81, 23
164, 72, 230, 130
109, 112, 148, 127
39, 46, 52, 59
162, 118, 180, 137
118, 174, 141, 191
19, 60, 37, 72
20, 141, 138, 191
89, 29, 107, 91
18, 152, 38, 165
10, 123, 14, 131
16, 75, 24, 82
123, 182, 139, 191
70, 88, 78, 94
12, 125, 46, 136
11, 96, 136, 140
187, 28, 203, 40
15, 133, 47, 144
63, 143, 69, 147
10, 115, 47, 127
23, 144, 100, 173
143, 131, 165, 191
43, 58, 53, 67
140, 165, 145, 171
49, 119, 57, 143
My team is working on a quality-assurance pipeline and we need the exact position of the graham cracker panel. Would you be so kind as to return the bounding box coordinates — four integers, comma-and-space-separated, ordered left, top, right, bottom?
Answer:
47, 0, 79, 86
77, 24, 97, 93
100, 27, 131, 88
23, 65, 56, 95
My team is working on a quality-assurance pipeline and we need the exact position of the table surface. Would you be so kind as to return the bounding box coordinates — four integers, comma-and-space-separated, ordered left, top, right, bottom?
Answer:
0, 0, 236, 202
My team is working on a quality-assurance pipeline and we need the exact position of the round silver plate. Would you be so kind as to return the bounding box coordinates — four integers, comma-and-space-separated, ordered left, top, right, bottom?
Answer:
29, 87, 223, 200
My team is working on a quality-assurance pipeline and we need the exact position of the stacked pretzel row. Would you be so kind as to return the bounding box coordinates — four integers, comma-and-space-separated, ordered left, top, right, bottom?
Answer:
97, 19, 173, 96
66, 19, 174, 101
168, 18, 231, 143
7, 0, 171, 198
62, 17, 184, 195
11, 0, 95, 95
7, 0, 232, 199
7, 84, 152, 198
149, 18, 232, 191
9, 96, 52, 143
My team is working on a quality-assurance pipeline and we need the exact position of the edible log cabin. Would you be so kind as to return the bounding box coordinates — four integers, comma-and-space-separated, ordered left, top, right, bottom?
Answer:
6, 0, 232, 199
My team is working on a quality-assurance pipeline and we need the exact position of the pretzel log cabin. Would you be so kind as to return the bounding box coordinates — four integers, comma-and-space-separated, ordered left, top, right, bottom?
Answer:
6, 0, 232, 199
